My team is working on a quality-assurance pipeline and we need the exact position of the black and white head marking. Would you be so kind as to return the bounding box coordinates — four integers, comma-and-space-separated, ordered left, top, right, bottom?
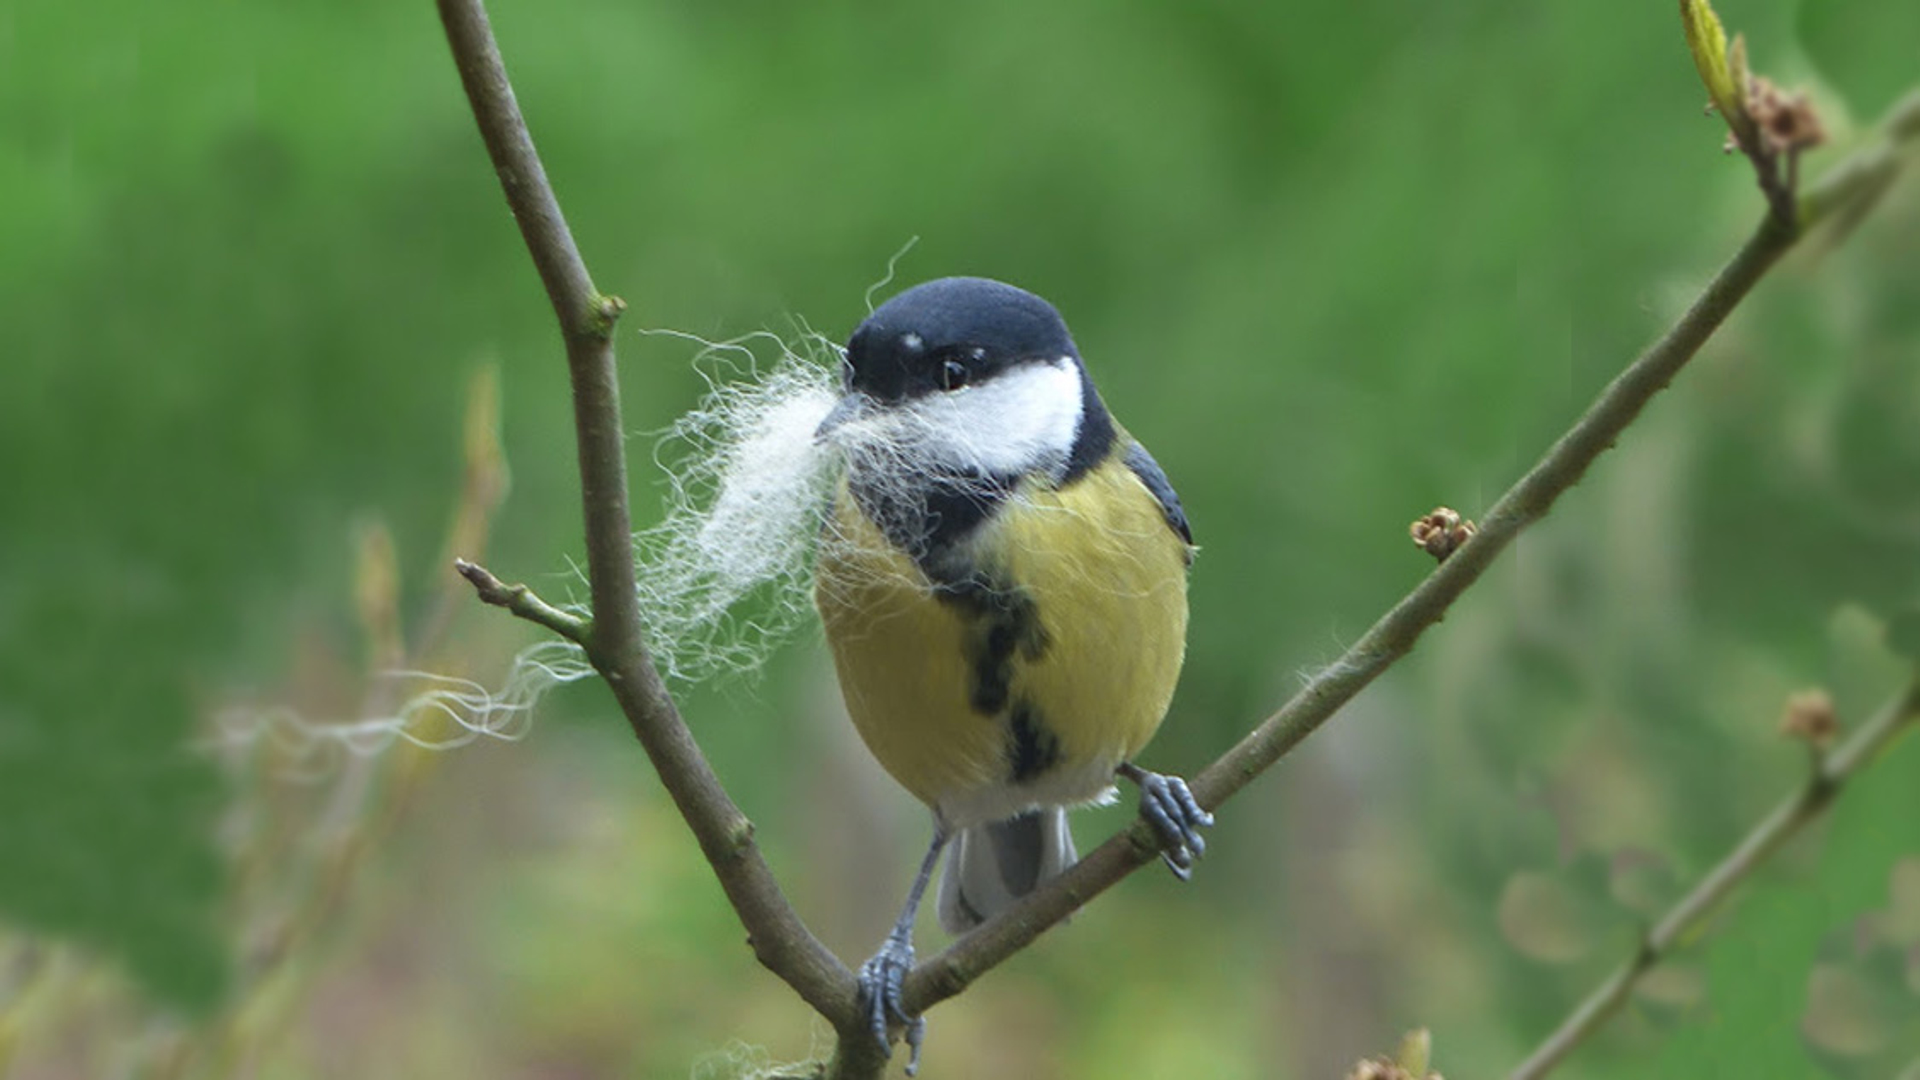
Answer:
818, 277, 1116, 566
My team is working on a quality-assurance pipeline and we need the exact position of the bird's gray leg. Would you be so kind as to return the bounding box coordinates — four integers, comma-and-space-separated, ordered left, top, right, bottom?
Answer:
857, 821, 948, 1075
1117, 762, 1214, 880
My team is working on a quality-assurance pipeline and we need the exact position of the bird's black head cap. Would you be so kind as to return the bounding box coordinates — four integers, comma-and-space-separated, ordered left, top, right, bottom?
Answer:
843, 277, 1080, 402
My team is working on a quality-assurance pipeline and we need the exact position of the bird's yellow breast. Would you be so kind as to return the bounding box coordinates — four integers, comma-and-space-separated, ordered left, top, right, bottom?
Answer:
814, 457, 1191, 820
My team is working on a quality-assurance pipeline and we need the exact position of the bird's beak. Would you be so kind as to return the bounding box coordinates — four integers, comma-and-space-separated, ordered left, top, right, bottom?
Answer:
815, 394, 867, 442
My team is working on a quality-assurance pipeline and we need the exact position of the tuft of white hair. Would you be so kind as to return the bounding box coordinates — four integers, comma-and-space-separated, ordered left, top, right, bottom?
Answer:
626, 330, 844, 682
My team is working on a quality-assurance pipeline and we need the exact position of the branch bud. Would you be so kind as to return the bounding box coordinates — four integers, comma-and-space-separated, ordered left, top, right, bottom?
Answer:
1410, 507, 1477, 562
1779, 688, 1840, 748
1746, 75, 1827, 156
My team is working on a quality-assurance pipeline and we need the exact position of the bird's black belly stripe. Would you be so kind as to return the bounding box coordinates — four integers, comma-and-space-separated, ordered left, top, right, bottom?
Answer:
1007, 701, 1062, 783
938, 572, 1050, 716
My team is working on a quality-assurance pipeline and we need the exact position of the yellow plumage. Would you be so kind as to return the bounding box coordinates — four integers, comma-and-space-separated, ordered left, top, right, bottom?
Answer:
815, 450, 1190, 823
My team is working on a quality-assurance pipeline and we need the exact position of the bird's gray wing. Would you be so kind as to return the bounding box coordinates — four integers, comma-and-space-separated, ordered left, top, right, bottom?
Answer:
1123, 441, 1192, 545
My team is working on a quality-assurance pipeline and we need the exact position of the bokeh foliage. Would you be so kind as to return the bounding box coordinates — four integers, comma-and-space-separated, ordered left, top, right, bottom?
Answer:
2, 0, 1917, 1076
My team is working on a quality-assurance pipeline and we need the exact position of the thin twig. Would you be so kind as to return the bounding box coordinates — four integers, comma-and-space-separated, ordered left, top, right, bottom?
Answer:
434, 0, 853, 1023
453, 558, 590, 643
1510, 678, 1920, 1080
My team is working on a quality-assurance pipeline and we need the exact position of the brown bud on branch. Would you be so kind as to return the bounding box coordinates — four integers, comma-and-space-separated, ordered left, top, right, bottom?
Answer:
1780, 688, 1840, 749
1411, 508, 1477, 562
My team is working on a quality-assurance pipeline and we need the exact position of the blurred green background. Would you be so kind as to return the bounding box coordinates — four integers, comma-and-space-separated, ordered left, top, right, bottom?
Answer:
4, 0, 1919, 1076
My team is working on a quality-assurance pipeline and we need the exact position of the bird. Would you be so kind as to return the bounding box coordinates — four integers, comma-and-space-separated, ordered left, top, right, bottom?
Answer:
812, 276, 1212, 1072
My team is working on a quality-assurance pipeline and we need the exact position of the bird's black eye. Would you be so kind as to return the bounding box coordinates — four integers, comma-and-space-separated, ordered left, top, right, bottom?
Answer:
938, 346, 985, 392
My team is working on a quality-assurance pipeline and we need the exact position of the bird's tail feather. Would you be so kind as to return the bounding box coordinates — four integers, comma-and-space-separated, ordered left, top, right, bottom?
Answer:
936, 808, 1077, 934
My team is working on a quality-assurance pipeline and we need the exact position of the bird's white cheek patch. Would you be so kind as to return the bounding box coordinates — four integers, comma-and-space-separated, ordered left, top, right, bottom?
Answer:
899, 357, 1085, 476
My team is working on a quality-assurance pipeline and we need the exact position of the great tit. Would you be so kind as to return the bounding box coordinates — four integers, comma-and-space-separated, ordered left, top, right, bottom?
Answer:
813, 276, 1212, 1071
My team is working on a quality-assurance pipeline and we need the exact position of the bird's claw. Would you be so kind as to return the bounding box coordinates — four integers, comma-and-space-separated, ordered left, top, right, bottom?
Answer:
1127, 766, 1214, 879
857, 933, 926, 1075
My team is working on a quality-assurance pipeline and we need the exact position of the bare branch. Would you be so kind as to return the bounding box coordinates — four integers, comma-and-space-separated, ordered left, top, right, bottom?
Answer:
434, 0, 854, 1024
1510, 678, 1920, 1080
452, 558, 589, 643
